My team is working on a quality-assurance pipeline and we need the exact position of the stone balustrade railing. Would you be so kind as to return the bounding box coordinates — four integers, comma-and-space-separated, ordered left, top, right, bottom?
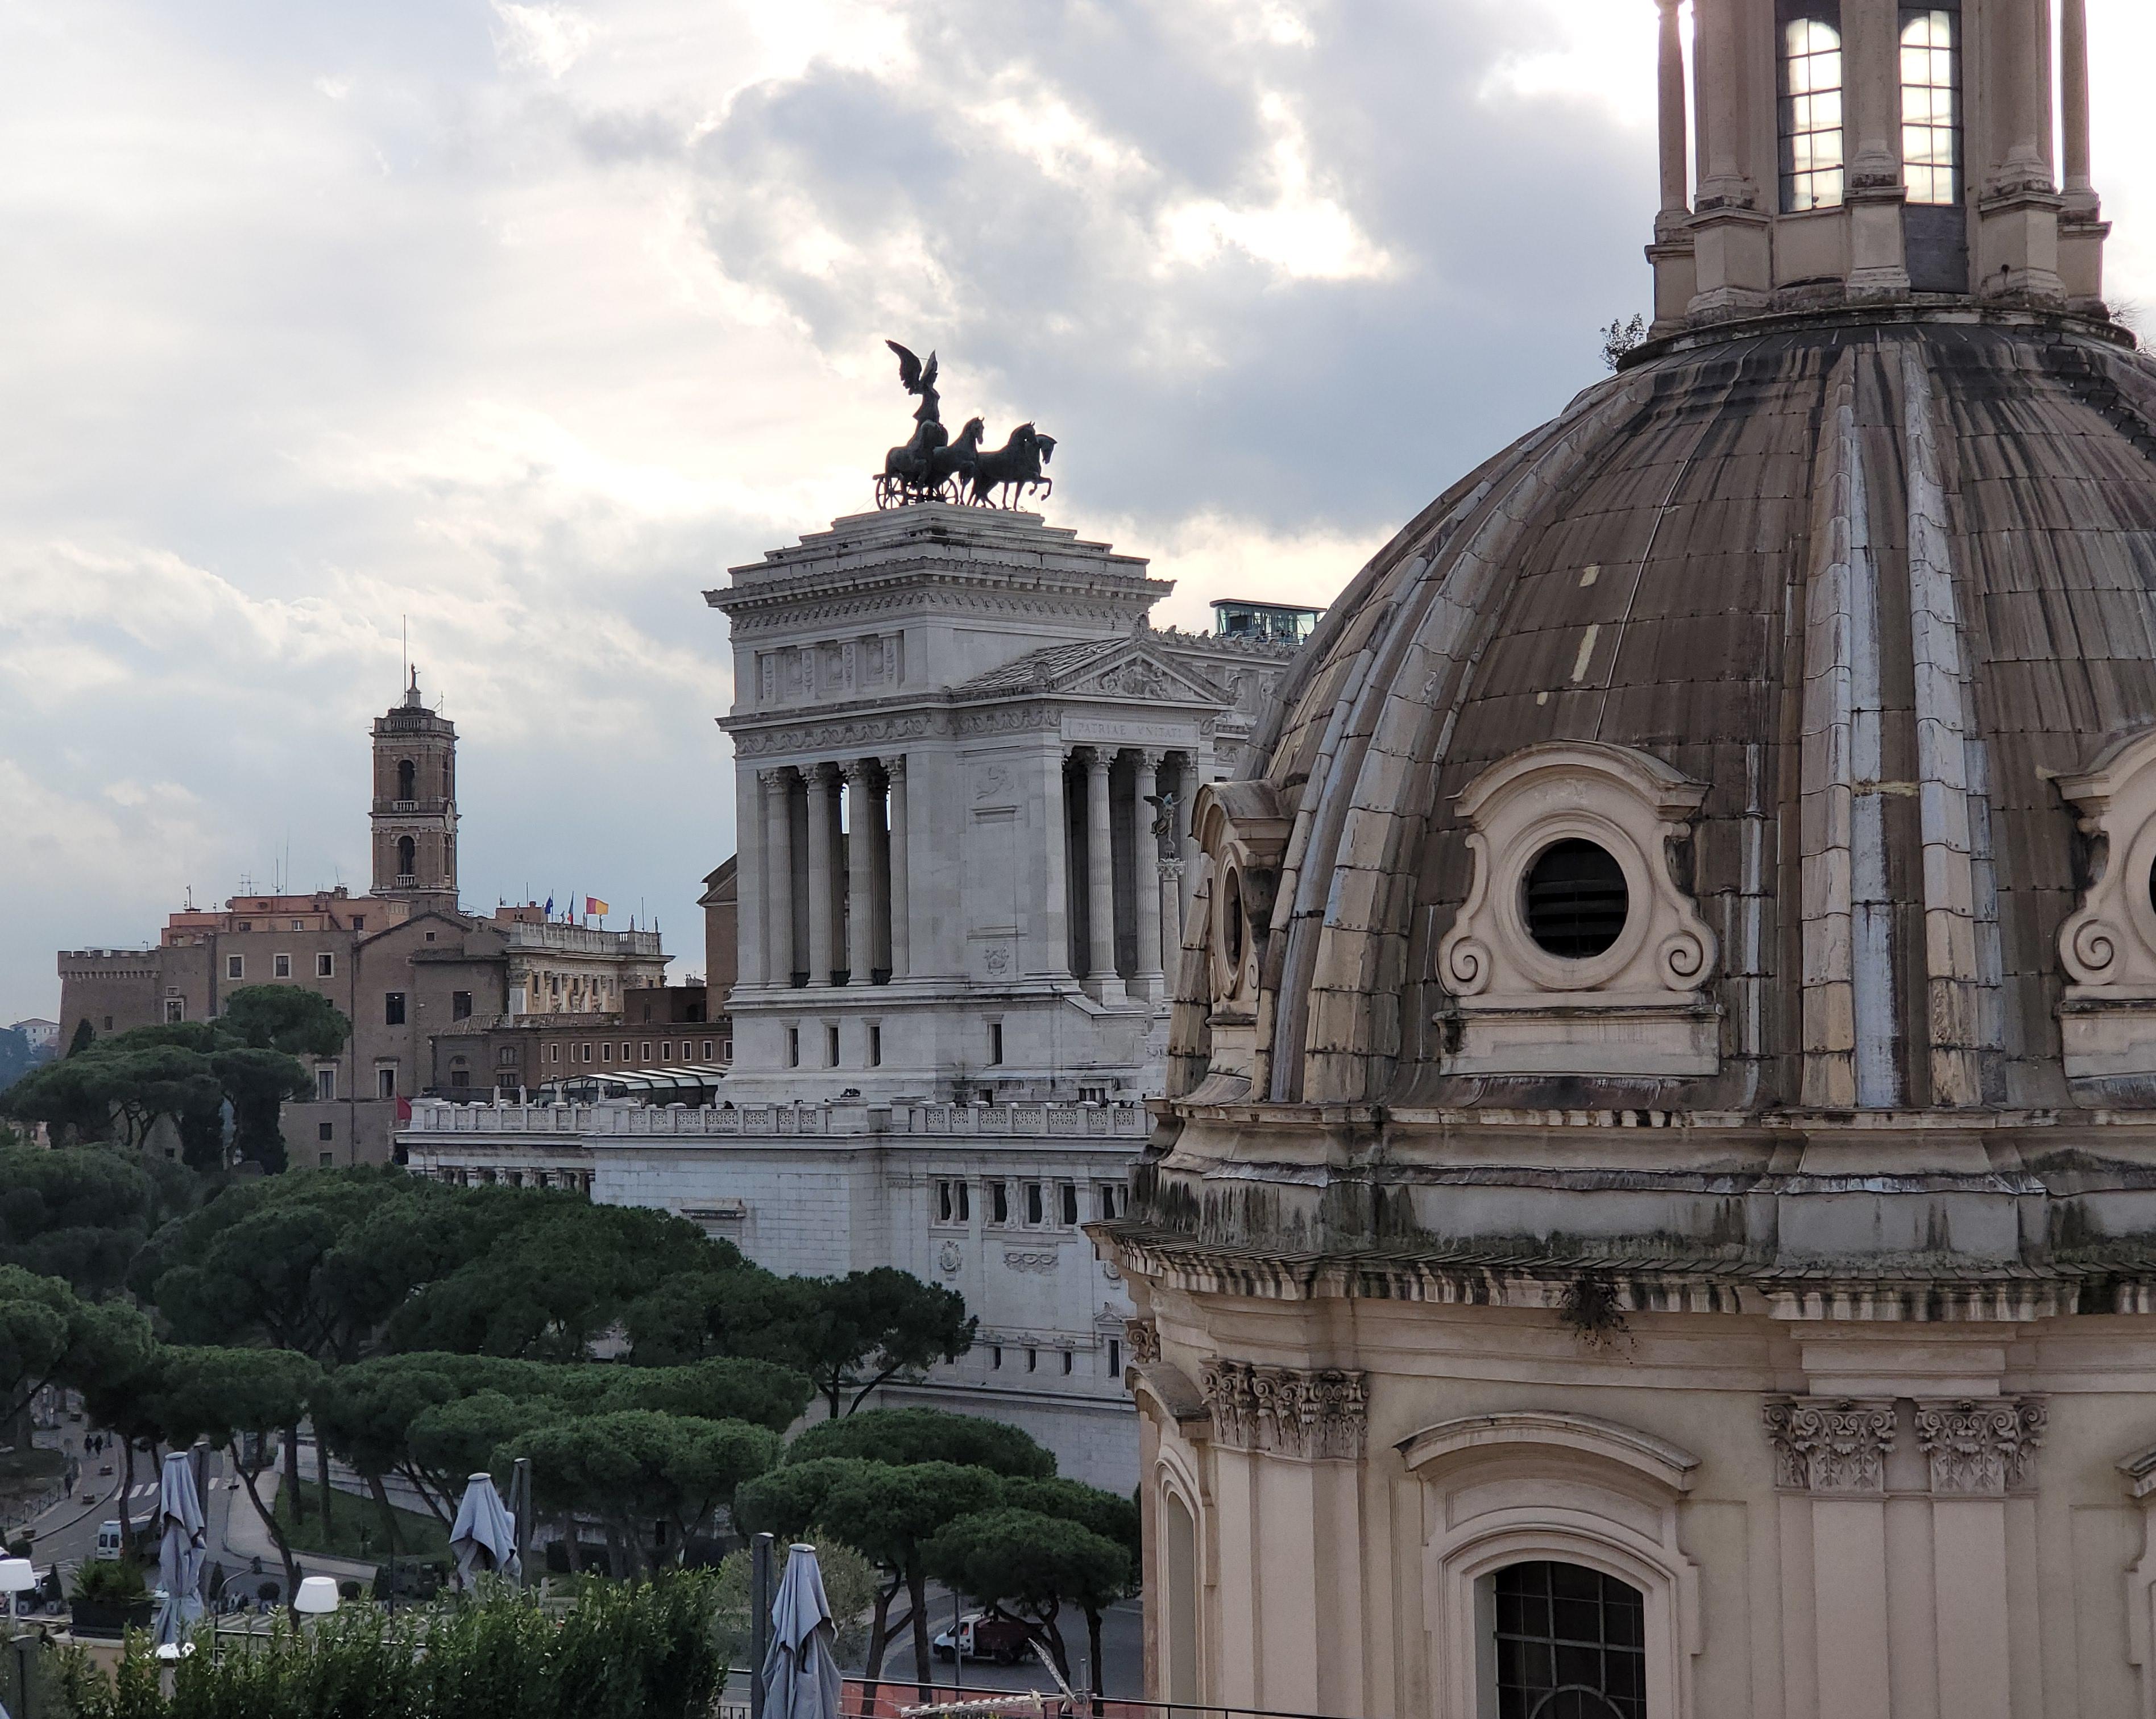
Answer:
401, 1099, 1149, 1141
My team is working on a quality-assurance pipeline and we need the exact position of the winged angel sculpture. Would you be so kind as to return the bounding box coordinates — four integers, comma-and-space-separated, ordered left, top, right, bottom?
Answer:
876, 341, 1054, 509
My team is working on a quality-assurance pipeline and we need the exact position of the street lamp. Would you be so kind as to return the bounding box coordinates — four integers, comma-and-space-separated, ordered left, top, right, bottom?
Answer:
2, 1559, 41, 1719
293, 1577, 339, 1618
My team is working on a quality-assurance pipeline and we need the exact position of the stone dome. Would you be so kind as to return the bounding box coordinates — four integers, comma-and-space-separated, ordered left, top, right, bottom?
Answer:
1174, 306, 2156, 1120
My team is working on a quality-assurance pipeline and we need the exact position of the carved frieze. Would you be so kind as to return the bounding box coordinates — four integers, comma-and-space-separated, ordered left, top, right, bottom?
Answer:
1002, 1250, 1059, 1274
731, 714, 943, 757
1913, 1397, 2047, 1494
1763, 1397, 1898, 1493
1201, 1358, 1368, 1461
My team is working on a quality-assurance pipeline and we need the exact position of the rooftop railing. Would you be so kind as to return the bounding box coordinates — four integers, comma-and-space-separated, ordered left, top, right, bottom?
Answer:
402, 1098, 1149, 1141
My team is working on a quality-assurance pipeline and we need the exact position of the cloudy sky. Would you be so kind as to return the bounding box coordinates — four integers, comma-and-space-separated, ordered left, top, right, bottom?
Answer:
4, 0, 2153, 1022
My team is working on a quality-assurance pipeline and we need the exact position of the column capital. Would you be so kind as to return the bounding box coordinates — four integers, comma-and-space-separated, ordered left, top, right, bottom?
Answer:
840, 757, 876, 784
1135, 746, 1167, 770
757, 766, 793, 788
1763, 1396, 1898, 1493
808, 759, 840, 786
884, 754, 906, 782
1914, 1397, 2047, 1495
1081, 746, 1113, 776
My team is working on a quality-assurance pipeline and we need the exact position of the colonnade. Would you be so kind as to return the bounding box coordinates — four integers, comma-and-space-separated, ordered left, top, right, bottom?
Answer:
1067, 744, 1192, 1006
757, 757, 907, 988
751, 745, 1197, 1004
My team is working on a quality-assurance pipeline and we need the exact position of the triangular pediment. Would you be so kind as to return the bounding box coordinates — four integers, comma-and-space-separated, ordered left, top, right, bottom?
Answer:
955, 636, 1232, 706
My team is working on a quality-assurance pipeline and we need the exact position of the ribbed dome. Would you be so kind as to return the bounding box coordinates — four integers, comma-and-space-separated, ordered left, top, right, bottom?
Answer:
1179, 306, 2156, 1115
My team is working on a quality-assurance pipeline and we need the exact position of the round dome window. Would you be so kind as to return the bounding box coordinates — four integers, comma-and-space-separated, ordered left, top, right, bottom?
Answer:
1523, 839, 1630, 959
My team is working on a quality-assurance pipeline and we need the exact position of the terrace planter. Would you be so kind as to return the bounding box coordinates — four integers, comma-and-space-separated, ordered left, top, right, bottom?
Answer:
69, 1596, 155, 1638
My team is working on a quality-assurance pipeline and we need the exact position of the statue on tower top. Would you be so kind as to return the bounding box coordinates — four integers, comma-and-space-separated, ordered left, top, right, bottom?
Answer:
875, 339, 1054, 511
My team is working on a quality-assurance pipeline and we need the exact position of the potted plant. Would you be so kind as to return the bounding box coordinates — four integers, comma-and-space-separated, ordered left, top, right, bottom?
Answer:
69, 1557, 154, 1637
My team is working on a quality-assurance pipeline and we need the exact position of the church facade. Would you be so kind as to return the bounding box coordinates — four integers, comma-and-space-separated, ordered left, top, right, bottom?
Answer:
1096, 2, 2156, 1716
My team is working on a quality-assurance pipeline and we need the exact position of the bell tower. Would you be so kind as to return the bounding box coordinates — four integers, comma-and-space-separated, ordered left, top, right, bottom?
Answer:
1647, 0, 2109, 333
370, 667, 459, 908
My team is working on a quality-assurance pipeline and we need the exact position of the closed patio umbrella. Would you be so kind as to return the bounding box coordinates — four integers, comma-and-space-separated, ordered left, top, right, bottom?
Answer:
151, 1451, 207, 1647
761, 1543, 843, 1719
449, 1472, 521, 1589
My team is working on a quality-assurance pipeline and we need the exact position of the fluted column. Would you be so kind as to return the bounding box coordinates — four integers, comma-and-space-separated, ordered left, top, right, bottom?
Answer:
886, 756, 910, 978
1083, 748, 1123, 1004
760, 768, 795, 986
1174, 753, 1198, 924
843, 759, 876, 985
1133, 750, 1167, 1002
805, 762, 837, 987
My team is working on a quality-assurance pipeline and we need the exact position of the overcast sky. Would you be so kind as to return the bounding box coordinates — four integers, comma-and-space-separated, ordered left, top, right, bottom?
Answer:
5, 0, 2154, 1022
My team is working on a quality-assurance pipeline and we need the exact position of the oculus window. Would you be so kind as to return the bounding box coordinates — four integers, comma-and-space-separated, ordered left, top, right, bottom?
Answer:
1900, 8, 1960, 206
1778, 11, 1844, 211
1523, 840, 1630, 959
1492, 1561, 1647, 1719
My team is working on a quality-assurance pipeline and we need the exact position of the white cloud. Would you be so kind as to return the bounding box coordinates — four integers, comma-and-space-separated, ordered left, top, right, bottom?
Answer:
3, 0, 2154, 1022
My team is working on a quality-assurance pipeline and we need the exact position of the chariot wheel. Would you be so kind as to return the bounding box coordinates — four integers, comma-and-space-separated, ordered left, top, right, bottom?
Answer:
874, 474, 899, 509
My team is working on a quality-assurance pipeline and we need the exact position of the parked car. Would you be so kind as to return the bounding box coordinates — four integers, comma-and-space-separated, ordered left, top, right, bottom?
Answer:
931, 1610, 1037, 1666
93, 1521, 124, 1562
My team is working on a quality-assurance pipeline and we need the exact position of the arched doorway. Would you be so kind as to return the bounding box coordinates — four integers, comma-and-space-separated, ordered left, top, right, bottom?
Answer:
1492, 1560, 1646, 1718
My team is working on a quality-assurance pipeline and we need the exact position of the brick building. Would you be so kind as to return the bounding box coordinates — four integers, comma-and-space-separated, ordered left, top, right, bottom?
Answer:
57, 674, 667, 1166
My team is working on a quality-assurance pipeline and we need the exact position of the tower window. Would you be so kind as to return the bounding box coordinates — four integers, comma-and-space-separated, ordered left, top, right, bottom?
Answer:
396, 758, 415, 800
1900, 8, 1959, 206
1491, 1561, 1647, 1719
396, 836, 416, 880
1778, 12, 1845, 212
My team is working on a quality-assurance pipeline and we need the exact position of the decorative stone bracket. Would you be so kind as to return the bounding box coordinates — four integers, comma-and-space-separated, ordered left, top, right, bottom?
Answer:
1765, 1395, 2046, 1495
1201, 1357, 1369, 1461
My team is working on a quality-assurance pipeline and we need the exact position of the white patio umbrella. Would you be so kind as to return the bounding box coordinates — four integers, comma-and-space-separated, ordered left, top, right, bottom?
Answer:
449, 1472, 521, 1589
761, 1543, 843, 1719
151, 1451, 207, 1647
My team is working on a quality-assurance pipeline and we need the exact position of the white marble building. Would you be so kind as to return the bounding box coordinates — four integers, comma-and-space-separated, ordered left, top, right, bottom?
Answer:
401, 503, 1307, 1485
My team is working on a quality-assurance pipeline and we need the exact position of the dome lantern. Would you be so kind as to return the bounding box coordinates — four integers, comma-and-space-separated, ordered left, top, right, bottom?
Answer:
1650, 0, 2109, 332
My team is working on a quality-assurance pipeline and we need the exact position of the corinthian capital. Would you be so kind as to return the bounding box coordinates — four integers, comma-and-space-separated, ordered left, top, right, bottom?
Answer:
1763, 1396, 1898, 1493
1914, 1397, 2047, 1495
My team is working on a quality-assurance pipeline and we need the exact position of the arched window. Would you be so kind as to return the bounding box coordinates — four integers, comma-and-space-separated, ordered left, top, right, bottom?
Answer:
1900, 7, 1959, 206
397, 835, 416, 879
1493, 1561, 1647, 1718
397, 758, 416, 800
1778, 9, 1844, 211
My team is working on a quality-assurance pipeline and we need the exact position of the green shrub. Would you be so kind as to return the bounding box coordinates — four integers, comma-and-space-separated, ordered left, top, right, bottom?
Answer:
59, 1573, 728, 1719
72, 1560, 147, 1603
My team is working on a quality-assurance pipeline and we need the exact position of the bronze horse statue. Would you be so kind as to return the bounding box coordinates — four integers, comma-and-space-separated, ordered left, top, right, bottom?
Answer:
968, 422, 1055, 508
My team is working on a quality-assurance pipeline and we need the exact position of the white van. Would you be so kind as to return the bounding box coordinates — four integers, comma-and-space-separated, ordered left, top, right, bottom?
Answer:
93, 1521, 123, 1562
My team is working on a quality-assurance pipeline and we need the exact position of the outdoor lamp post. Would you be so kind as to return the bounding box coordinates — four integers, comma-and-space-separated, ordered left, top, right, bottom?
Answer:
1, 1558, 41, 1719
293, 1577, 339, 1618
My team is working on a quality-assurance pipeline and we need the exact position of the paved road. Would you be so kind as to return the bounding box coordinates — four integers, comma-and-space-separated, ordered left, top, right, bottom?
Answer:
848, 1592, 1144, 1701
